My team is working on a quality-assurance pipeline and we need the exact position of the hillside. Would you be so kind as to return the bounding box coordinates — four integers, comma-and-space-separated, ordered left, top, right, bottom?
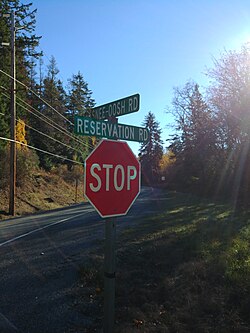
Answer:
0, 170, 84, 220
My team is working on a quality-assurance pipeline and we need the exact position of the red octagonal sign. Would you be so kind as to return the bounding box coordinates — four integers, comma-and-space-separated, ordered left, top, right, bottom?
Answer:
84, 139, 141, 218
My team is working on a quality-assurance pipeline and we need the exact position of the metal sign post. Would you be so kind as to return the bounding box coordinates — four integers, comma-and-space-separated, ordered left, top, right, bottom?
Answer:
82, 95, 142, 332
104, 217, 116, 333
84, 139, 141, 332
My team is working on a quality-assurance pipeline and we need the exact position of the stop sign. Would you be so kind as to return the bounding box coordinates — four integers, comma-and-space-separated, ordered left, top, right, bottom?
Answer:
84, 139, 141, 218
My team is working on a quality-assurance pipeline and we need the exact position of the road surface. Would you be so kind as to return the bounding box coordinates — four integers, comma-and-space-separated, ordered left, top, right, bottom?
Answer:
0, 187, 167, 333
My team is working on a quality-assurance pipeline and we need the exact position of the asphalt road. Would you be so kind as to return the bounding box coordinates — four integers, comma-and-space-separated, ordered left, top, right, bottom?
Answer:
0, 187, 166, 333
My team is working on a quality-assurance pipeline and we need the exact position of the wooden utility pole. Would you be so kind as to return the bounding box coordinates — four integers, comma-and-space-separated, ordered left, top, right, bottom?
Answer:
9, 10, 16, 216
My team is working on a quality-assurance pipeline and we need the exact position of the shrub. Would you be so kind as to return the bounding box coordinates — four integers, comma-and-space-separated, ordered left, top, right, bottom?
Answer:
0, 146, 9, 188
51, 164, 84, 183
0, 145, 39, 189
16, 148, 39, 186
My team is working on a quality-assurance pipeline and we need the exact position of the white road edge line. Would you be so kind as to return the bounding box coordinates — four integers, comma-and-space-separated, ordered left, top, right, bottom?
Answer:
0, 212, 88, 247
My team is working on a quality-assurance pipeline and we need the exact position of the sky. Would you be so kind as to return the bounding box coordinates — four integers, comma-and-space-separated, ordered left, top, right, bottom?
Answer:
30, 0, 250, 154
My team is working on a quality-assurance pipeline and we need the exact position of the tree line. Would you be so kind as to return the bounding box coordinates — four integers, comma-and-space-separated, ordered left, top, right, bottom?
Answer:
0, 0, 95, 183
140, 45, 250, 209
1, 1, 249, 210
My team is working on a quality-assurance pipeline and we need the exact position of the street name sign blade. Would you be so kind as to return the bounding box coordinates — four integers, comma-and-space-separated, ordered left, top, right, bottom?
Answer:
74, 116, 149, 143
91, 93, 140, 120
84, 139, 141, 218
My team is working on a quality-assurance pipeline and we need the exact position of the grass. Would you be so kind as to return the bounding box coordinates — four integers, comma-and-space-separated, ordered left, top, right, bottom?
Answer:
0, 170, 84, 219
78, 190, 250, 332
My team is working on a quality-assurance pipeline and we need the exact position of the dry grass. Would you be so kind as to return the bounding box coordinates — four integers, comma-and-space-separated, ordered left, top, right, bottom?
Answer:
0, 169, 84, 220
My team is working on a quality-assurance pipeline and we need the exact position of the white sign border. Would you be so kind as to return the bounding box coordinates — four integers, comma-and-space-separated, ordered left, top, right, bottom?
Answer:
84, 138, 141, 219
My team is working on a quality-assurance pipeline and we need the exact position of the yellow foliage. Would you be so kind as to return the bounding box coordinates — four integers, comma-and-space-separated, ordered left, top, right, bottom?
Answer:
159, 150, 176, 172
91, 136, 97, 146
16, 119, 27, 149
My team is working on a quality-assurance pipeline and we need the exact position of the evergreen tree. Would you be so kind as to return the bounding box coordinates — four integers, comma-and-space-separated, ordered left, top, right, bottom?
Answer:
0, 0, 41, 110
32, 56, 68, 170
206, 44, 250, 206
139, 111, 163, 185
66, 71, 95, 165
67, 71, 95, 122
0, 0, 40, 156
169, 82, 218, 193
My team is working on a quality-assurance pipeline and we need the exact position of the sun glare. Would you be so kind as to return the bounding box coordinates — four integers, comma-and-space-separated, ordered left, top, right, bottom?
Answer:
229, 30, 250, 50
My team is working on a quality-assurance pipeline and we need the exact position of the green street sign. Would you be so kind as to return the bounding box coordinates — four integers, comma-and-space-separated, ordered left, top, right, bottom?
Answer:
74, 116, 149, 143
91, 93, 140, 120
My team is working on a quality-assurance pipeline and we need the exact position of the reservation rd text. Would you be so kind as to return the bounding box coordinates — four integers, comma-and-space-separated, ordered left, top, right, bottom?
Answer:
75, 117, 149, 143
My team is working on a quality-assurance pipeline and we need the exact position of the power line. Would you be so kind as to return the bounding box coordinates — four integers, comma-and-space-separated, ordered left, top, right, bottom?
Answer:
15, 95, 94, 149
1, 90, 77, 146
16, 97, 95, 150
0, 90, 94, 150
0, 136, 84, 165
0, 76, 95, 150
16, 118, 84, 154
0, 69, 73, 126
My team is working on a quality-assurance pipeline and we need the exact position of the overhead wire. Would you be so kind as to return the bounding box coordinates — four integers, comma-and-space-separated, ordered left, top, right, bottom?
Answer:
16, 94, 94, 149
16, 118, 84, 154
0, 90, 92, 150
0, 136, 84, 165
0, 88, 95, 151
1, 92, 90, 164
0, 69, 73, 125
0, 69, 95, 149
